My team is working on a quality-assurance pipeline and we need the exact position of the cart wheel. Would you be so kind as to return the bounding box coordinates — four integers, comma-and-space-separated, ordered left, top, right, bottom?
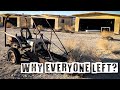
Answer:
7, 48, 21, 64
11, 42, 19, 49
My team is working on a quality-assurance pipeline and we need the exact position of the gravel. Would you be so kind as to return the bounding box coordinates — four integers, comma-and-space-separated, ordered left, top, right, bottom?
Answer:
0, 27, 120, 79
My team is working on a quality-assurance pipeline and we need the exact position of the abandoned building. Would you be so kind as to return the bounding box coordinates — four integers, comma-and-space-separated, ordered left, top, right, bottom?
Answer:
0, 14, 74, 30
31, 14, 74, 30
0, 14, 31, 28
73, 12, 120, 34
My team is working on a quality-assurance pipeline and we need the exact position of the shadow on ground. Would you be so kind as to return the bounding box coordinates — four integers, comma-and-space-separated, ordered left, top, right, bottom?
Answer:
83, 58, 120, 79
112, 50, 120, 54
111, 39, 120, 41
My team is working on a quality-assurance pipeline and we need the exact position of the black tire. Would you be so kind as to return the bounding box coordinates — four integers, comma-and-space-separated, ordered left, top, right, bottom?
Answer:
7, 48, 21, 64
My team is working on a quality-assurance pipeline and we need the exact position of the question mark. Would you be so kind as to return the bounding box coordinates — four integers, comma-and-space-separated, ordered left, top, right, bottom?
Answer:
112, 63, 117, 72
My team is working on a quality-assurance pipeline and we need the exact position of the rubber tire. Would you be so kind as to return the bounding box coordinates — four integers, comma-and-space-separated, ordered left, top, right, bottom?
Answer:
7, 48, 21, 64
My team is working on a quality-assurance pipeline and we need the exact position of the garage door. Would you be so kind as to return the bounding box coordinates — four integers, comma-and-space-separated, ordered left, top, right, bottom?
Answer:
79, 19, 114, 31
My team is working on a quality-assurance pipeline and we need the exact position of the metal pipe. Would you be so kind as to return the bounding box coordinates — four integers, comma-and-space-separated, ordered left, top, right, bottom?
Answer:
4, 17, 6, 47
40, 34, 53, 61
45, 19, 68, 55
4, 15, 10, 47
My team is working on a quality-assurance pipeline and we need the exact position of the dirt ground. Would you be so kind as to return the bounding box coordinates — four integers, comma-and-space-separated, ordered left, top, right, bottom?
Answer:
0, 27, 120, 79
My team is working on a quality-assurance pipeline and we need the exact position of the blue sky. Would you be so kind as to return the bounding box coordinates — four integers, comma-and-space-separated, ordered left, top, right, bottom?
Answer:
0, 11, 120, 15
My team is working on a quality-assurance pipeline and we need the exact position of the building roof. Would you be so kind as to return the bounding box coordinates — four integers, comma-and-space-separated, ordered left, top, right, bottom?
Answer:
0, 13, 31, 17
72, 12, 120, 17
41, 14, 74, 18
0, 13, 74, 18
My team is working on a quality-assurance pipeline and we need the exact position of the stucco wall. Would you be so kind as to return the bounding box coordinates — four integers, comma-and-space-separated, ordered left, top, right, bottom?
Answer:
20, 17, 31, 28
30, 16, 73, 30
75, 15, 120, 34
58, 17, 73, 29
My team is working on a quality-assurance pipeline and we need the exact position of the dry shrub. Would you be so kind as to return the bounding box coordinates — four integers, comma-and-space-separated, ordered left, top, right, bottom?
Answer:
82, 47, 101, 62
96, 38, 119, 54
101, 30, 113, 40
63, 39, 101, 78
111, 43, 120, 51
58, 27, 62, 30
96, 39, 110, 51
58, 25, 75, 33
96, 30, 117, 54
107, 41, 120, 55
37, 25, 44, 31
6, 22, 13, 28
63, 39, 77, 52
78, 39, 88, 51
64, 25, 75, 31
63, 39, 100, 63
68, 48, 82, 62
77, 39, 99, 59
63, 39, 79, 62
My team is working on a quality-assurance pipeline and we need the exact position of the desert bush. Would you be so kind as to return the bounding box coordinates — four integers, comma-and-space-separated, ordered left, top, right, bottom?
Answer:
62, 30, 74, 33
64, 25, 75, 31
63, 39, 100, 63
37, 25, 44, 31
101, 30, 113, 40
58, 26, 62, 30
96, 39, 110, 51
57, 25, 75, 33
6, 22, 13, 28
96, 38, 116, 55
96, 31, 117, 54
110, 43, 120, 51
63, 39, 80, 62
63, 39, 77, 52
63, 39, 100, 78
96, 38, 120, 55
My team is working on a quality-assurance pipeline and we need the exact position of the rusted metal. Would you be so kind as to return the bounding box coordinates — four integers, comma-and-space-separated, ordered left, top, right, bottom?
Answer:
4, 14, 68, 64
